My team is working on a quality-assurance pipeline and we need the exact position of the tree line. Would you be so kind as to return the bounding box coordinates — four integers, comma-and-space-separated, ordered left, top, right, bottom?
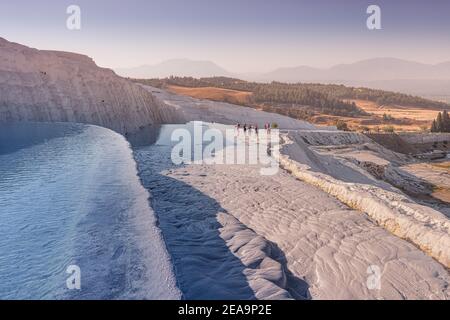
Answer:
303, 83, 449, 109
134, 76, 366, 118
431, 111, 450, 133
134, 76, 449, 112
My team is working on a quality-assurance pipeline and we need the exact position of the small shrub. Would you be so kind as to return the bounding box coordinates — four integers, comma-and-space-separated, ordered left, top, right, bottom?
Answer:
382, 125, 395, 133
360, 126, 370, 133
336, 120, 350, 131
382, 113, 394, 122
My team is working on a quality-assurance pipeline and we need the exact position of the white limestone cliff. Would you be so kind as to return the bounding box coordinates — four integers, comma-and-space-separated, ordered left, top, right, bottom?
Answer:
0, 38, 183, 134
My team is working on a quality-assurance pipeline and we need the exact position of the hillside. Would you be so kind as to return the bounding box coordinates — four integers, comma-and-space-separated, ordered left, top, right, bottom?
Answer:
0, 38, 183, 134
138, 76, 449, 109
134, 77, 449, 131
121, 58, 450, 101
256, 58, 450, 103
135, 77, 367, 118
168, 85, 252, 105
300, 83, 449, 110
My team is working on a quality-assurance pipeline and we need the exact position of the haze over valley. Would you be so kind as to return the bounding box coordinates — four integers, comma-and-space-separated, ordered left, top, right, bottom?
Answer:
116, 57, 450, 102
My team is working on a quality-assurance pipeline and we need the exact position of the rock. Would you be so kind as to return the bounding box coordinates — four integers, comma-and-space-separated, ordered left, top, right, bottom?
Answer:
0, 38, 184, 134
279, 135, 450, 268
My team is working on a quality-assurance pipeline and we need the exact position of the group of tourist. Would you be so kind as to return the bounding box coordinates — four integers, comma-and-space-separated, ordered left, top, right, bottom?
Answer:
236, 123, 272, 136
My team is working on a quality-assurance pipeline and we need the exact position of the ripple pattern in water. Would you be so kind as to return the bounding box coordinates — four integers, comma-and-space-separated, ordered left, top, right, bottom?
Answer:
0, 122, 180, 300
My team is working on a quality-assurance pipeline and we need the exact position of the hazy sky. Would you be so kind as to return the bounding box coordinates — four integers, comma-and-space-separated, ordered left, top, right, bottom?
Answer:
1, 0, 449, 72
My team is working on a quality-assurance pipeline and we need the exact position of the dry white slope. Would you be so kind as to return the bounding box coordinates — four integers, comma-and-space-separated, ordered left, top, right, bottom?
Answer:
0, 38, 183, 134
281, 133, 450, 268
142, 85, 318, 130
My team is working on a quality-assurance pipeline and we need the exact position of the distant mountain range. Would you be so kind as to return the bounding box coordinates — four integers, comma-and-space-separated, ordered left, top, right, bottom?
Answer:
115, 57, 450, 102
115, 59, 232, 79
260, 58, 450, 82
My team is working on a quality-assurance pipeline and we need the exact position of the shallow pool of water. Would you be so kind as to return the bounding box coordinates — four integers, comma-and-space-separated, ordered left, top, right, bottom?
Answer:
0, 122, 179, 299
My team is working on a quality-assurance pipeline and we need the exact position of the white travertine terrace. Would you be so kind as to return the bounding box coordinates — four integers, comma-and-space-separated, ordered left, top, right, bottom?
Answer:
0, 38, 183, 134
281, 133, 450, 268
135, 89, 449, 299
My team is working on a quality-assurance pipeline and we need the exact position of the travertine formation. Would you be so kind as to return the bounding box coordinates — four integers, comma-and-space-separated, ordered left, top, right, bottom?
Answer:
281, 133, 450, 268
139, 90, 449, 299
0, 38, 182, 134
134, 133, 449, 300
